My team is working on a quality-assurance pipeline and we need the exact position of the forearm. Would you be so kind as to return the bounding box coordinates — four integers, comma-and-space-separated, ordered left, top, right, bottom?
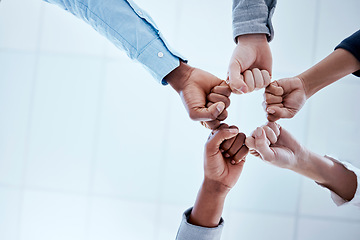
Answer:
298, 48, 360, 98
293, 151, 357, 201
188, 179, 229, 228
44, 0, 184, 83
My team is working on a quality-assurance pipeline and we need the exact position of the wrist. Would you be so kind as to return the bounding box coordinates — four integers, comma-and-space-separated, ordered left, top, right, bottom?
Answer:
236, 34, 267, 45
296, 74, 312, 99
202, 177, 231, 198
164, 60, 194, 93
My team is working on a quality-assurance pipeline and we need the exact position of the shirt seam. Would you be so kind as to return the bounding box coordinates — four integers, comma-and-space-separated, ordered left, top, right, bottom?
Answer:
76, 0, 137, 52
136, 37, 159, 58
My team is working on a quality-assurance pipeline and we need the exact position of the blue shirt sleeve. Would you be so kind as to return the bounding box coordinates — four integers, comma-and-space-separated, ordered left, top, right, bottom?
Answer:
176, 208, 224, 240
335, 29, 360, 77
43, 0, 187, 85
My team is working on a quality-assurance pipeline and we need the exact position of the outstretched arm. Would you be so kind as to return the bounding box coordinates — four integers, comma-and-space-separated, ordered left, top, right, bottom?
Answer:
228, 0, 276, 94
246, 123, 358, 204
176, 124, 249, 239
45, 0, 230, 127
265, 30, 360, 122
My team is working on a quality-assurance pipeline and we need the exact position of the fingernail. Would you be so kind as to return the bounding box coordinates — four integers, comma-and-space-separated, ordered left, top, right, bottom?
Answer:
228, 128, 239, 134
231, 160, 236, 165
216, 103, 225, 113
267, 108, 275, 114
235, 86, 245, 94
224, 153, 231, 158
254, 128, 262, 138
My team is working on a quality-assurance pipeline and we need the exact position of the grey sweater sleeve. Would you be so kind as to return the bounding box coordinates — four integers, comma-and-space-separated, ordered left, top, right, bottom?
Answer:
175, 208, 224, 240
232, 0, 277, 42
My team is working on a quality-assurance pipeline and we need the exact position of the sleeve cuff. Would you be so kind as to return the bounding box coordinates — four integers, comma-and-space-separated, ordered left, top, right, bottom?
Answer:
176, 208, 224, 240
320, 156, 360, 208
136, 37, 183, 85
232, 3, 275, 42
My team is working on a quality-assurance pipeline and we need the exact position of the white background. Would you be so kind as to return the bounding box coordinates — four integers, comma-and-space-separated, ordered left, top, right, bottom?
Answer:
0, 0, 360, 239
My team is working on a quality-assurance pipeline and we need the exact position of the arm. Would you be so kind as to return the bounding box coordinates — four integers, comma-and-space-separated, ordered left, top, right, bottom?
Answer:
232, 0, 277, 42
300, 47, 360, 98
265, 30, 360, 121
228, 0, 276, 94
246, 123, 358, 205
44, 0, 183, 84
44, 0, 229, 126
176, 124, 249, 239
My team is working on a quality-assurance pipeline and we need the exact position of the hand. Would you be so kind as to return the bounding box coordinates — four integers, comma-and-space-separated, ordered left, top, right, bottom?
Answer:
228, 34, 272, 94
165, 62, 228, 126
201, 81, 232, 129
205, 124, 249, 190
264, 77, 307, 122
245, 122, 307, 170
246, 123, 357, 201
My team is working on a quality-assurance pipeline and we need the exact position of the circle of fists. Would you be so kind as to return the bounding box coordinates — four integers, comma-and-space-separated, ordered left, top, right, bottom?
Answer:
204, 72, 309, 167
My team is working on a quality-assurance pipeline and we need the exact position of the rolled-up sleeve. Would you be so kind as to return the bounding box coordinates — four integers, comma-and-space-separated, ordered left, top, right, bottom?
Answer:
43, 0, 186, 85
176, 208, 224, 240
232, 0, 277, 42
335, 30, 360, 77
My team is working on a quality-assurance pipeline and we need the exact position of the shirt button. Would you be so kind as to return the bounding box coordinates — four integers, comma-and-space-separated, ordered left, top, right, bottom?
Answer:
157, 52, 164, 58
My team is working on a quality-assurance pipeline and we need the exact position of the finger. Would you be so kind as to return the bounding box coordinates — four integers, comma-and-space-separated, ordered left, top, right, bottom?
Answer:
263, 125, 277, 145
253, 127, 275, 161
250, 149, 260, 157
228, 62, 248, 94
266, 122, 281, 137
267, 113, 280, 122
206, 102, 228, 121
220, 126, 239, 154
266, 105, 296, 120
207, 93, 231, 108
245, 136, 255, 149
201, 120, 221, 130
211, 85, 232, 97
261, 70, 271, 87
190, 102, 225, 121
252, 68, 265, 90
207, 123, 229, 140
206, 125, 239, 155
226, 132, 246, 156
263, 101, 281, 113
243, 70, 255, 92
232, 145, 249, 163
264, 93, 282, 104
265, 81, 284, 96
217, 109, 228, 121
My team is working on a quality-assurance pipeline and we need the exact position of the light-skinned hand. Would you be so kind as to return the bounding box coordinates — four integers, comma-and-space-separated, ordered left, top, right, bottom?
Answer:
264, 77, 307, 122
227, 34, 272, 94
245, 122, 357, 201
245, 122, 307, 170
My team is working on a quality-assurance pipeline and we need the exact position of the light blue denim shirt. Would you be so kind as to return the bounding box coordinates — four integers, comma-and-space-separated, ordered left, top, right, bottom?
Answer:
43, 0, 186, 85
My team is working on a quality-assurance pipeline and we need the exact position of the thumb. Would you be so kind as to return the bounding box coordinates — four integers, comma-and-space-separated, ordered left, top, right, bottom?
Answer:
191, 102, 225, 121
253, 127, 275, 161
228, 62, 248, 94
266, 106, 295, 120
206, 127, 239, 156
